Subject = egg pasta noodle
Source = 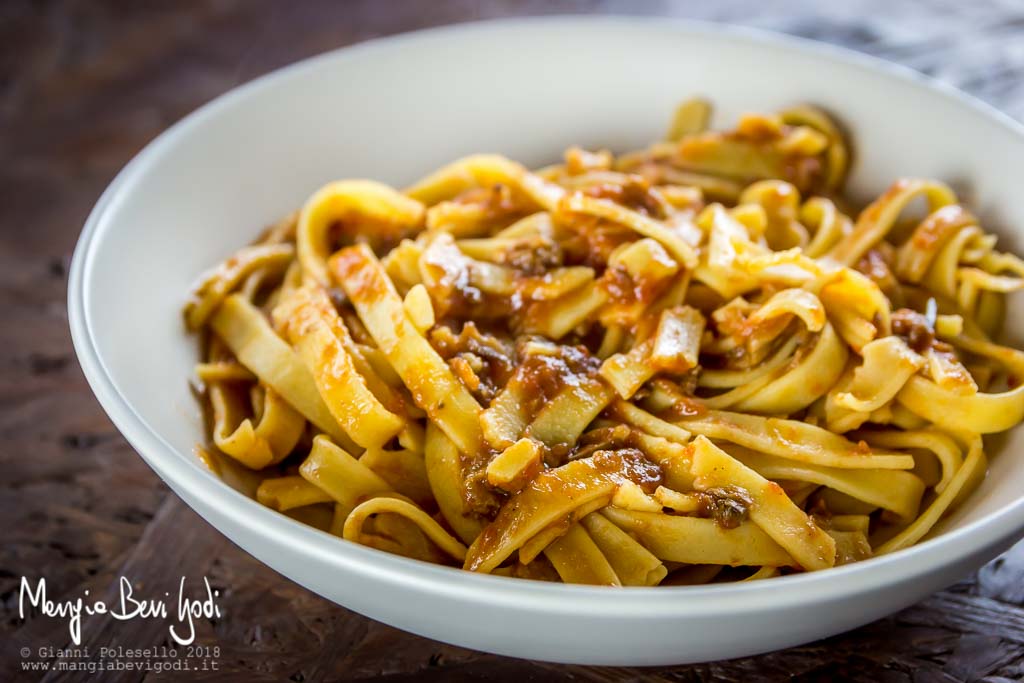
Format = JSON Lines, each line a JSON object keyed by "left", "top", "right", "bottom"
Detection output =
{"left": 185, "top": 99, "right": 1024, "bottom": 585}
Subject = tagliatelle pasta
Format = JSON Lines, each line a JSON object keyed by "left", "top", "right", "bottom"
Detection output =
{"left": 186, "top": 98, "right": 1024, "bottom": 585}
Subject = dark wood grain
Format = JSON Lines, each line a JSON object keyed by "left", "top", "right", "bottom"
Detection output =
{"left": 3, "top": 1, "right": 1024, "bottom": 680}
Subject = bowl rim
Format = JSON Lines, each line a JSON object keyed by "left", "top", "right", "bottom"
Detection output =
{"left": 68, "top": 14, "right": 1024, "bottom": 617}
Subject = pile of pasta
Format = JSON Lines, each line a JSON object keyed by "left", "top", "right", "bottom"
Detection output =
{"left": 185, "top": 99, "right": 1024, "bottom": 586}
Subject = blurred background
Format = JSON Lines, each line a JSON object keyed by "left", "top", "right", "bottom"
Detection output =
{"left": 3, "top": 2, "right": 1024, "bottom": 681}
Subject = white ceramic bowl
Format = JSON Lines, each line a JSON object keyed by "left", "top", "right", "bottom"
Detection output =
{"left": 69, "top": 16, "right": 1024, "bottom": 665}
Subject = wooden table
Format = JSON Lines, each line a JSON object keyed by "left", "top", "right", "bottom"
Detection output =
{"left": 3, "top": 1, "right": 1024, "bottom": 680}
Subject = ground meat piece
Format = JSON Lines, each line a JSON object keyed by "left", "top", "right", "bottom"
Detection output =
{"left": 454, "top": 183, "right": 526, "bottom": 220}
{"left": 569, "top": 425, "right": 633, "bottom": 462}
{"left": 556, "top": 214, "right": 634, "bottom": 271}
{"left": 856, "top": 248, "right": 889, "bottom": 281}
{"left": 696, "top": 486, "right": 754, "bottom": 529}
{"left": 462, "top": 467, "right": 505, "bottom": 518}
{"left": 891, "top": 308, "right": 935, "bottom": 353}
{"left": 592, "top": 447, "right": 664, "bottom": 492}
{"left": 515, "top": 339, "right": 601, "bottom": 417}
{"left": 500, "top": 237, "right": 563, "bottom": 274}
{"left": 581, "top": 177, "right": 663, "bottom": 217}
{"left": 430, "top": 322, "right": 516, "bottom": 402}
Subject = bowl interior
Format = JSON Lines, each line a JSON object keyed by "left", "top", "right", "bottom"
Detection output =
{"left": 79, "top": 17, "right": 1024, "bottom": 567}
